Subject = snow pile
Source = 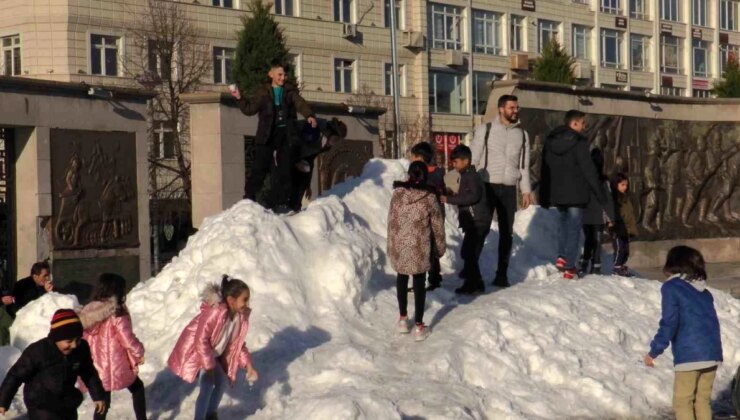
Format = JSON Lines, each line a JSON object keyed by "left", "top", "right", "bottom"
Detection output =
{"left": 3, "top": 159, "right": 740, "bottom": 419}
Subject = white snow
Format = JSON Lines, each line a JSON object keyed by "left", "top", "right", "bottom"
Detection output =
{"left": 2, "top": 159, "right": 740, "bottom": 419}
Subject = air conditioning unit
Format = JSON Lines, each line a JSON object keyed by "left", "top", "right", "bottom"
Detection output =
{"left": 342, "top": 23, "right": 357, "bottom": 38}
{"left": 510, "top": 53, "right": 529, "bottom": 70}
{"left": 573, "top": 61, "right": 592, "bottom": 79}
{"left": 444, "top": 50, "right": 464, "bottom": 66}
{"left": 402, "top": 30, "right": 425, "bottom": 49}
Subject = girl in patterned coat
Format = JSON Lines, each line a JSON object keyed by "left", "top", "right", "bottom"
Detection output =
{"left": 387, "top": 161, "right": 446, "bottom": 341}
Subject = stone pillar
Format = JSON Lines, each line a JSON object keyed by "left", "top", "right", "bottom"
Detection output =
{"left": 183, "top": 93, "right": 246, "bottom": 228}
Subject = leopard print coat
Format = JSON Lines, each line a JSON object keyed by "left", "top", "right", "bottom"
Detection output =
{"left": 387, "top": 185, "right": 446, "bottom": 275}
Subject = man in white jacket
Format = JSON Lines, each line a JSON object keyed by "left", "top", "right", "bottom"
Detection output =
{"left": 470, "top": 95, "right": 533, "bottom": 288}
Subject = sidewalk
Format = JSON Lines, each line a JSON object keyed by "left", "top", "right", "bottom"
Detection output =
{"left": 633, "top": 263, "right": 740, "bottom": 299}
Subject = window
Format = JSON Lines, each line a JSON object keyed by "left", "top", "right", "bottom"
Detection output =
{"left": 473, "top": 10, "right": 503, "bottom": 55}
{"left": 692, "top": 40, "right": 709, "bottom": 77}
{"left": 473, "top": 72, "right": 500, "bottom": 115}
{"left": 630, "top": 34, "right": 650, "bottom": 71}
{"left": 212, "top": 0, "right": 233, "bottom": 8}
{"left": 573, "top": 25, "right": 591, "bottom": 59}
{"left": 661, "top": 0, "right": 680, "bottom": 21}
{"left": 600, "top": 29, "right": 623, "bottom": 68}
{"left": 384, "top": 63, "right": 406, "bottom": 96}
{"left": 334, "top": 0, "right": 353, "bottom": 23}
{"left": 630, "top": 0, "right": 648, "bottom": 19}
{"left": 429, "top": 4, "right": 463, "bottom": 50}
{"left": 601, "top": 84, "right": 625, "bottom": 90}
{"left": 630, "top": 86, "right": 653, "bottom": 93}
{"left": 720, "top": 44, "right": 740, "bottom": 75}
{"left": 275, "top": 0, "right": 293, "bottom": 16}
{"left": 429, "top": 71, "right": 466, "bottom": 114}
{"left": 510, "top": 15, "right": 525, "bottom": 51}
{"left": 660, "top": 86, "right": 684, "bottom": 95}
{"left": 538, "top": 20, "right": 560, "bottom": 53}
{"left": 661, "top": 35, "right": 682, "bottom": 74}
{"left": 213, "top": 47, "right": 234, "bottom": 84}
{"left": 148, "top": 39, "right": 175, "bottom": 80}
{"left": 90, "top": 34, "right": 120, "bottom": 76}
{"left": 1, "top": 35, "right": 21, "bottom": 76}
{"left": 384, "top": 0, "right": 404, "bottom": 29}
{"left": 692, "top": 89, "right": 712, "bottom": 97}
{"left": 692, "top": 0, "right": 707, "bottom": 25}
{"left": 720, "top": 0, "right": 740, "bottom": 30}
{"left": 601, "top": 0, "right": 621, "bottom": 14}
{"left": 334, "top": 58, "right": 355, "bottom": 93}
{"left": 153, "top": 122, "right": 176, "bottom": 160}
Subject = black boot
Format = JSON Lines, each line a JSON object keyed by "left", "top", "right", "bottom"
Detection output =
{"left": 491, "top": 272, "right": 510, "bottom": 288}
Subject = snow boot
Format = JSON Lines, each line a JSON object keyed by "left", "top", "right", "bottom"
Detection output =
{"left": 613, "top": 265, "right": 632, "bottom": 277}
{"left": 455, "top": 281, "right": 484, "bottom": 295}
{"left": 555, "top": 256, "right": 567, "bottom": 272}
{"left": 590, "top": 264, "right": 602, "bottom": 275}
{"left": 491, "top": 273, "right": 510, "bottom": 288}
{"left": 397, "top": 316, "right": 410, "bottom": 334}
{"left": 563, "top": 268, "right": 576, "bottom": 280}
{"left": 205, "top": 413, "right": 218, "bottom": 420}
{"left": 414, "top": 323, "right": 430, "bottom": 342}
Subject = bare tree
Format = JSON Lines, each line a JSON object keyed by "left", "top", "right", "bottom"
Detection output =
{"left": 125, "top": 0, "right": 211, "bottom": 202}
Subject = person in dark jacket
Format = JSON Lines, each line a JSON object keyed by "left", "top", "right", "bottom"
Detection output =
{"left": 410, "top": 142, "right": 446, "bottom": 291}
{"left": 611, "top": 172, "right": 639, "bottom": 276}
{"left": 645, "top": 246, "right": 722, "bottom": 420}
{"left": 231, "top": 60, "right": 317, "bottom": 214}
{"left": 442, "top": 145, "right": 493, "bottom": 295}
{"left": 577, "top": 148, "right": 615, "bottom": 277}
{"left": 0, "top": 309, "right": 106, "bottom": 419}
{"left": 539, "top": 110, "right": 610, "bottom": 279}
{"left": 2, "top": 261, "right": 53, "bottom": 319}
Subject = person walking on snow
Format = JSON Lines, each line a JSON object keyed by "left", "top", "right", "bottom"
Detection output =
{"left": 470, "top": 95, "right": 533, "bottom": 288}
{"left": 610, "top": 172, "right": 638, "bottom": 277}
{"left": 577, "top": 148, "right": 615, "bottom": 277}
{"left": 539, "top": 110, "right": 611, "bottom": 279}
{"left": 387, "top": 161, "right": 446, "bottom": 342}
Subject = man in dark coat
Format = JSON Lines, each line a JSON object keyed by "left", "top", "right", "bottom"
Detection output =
{"left": 2, "top": 261, "right": 53, "bottom": 319}
{"left": 231, "top": 60, "right": 317, "bottom": 214}
{"left": 539, "top": 110, "right": 610, "bottom": 279}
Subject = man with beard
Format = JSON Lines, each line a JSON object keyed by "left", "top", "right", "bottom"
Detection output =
{"left": 470, "top": 95, "right": 533, "bottom": 288}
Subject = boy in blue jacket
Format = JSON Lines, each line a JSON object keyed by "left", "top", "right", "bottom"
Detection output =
{"left": 645, "top": 246, "right": 722, "bottom": 420}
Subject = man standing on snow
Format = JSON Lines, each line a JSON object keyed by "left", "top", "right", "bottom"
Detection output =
{"left": 470, "top": 95, "right": 533, "bottom": 288}
{"left": 231, "top": 60, "right": 317, "bottom": 214}
{"left": 539, "top": 110, "right": 610, "bottom": 279}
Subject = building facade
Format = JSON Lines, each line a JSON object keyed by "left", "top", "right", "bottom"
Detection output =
{"left": 0, "top": 0, "right": 737, "bottom": 159}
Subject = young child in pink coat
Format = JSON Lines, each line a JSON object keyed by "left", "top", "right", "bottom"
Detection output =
{"left": 168, "top": 275, "right": 258, "bottom": 420}
{"left": 79, "top": 273, "right": 146, "bottom": 420}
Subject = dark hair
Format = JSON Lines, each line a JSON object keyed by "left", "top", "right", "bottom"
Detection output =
{"left": 663, "top": 246, "right": 707, "bottom": 281}
{"left": 30, "top": 261, "right": 50, "bottom": 277}
{"left": 450, "top": 144, "right": 472, "bottom": 161}
{"left": 590, "top": 148, "right": 606, "bottom": 180}
{"left": 611, "top": 172, "right": 629, "bottom": 193}
{"left": 565, "top": 109, "right": 586, "bottom": 125}
{"left": 497, "top": 94, "right": 518, "bottom": 108}
{"left": 410, "top": 142, "right": 435, "bottom": 164}
{"left": 90, "top": 273, "right": 127, "bottom": 315}
{"left": 269, "top": 60, "right": 286, "bottom": 70}
{"left": 221, "top": 275, "right": 250, "bottom": 301}
{"left": 406, "top": 161, "right": 428, "bottom": 186}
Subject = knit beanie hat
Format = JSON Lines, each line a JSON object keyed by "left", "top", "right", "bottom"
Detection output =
{"left": 48, "top": 309, "right": 83, "bottom": 342}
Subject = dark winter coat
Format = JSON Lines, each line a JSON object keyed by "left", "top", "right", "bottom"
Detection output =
{"left": 236, "top": 82, "right": 314, "bottom": 146}
{"left": 387, "top": 184, "right": 446, "bottom": 275}
{"left": 583, "top": 179, "right": 616, "bottom": 225}
{"left": 613, "top": 192, "right": 638, "bottom": 238}
{"left": 539, "top": 126, "right": 608, "bottom": 208}
{"left": 649, "top": 277, "right": 723, "bottom": 365}
{"left": 427, "top": 166, "right": 446, "bottom": 196}
{"left": 0, "top": 337, "right": 105, "bottom": 413}
{"left": 5, "top": 276, "right": 47, "bottom": 318}
{"left": 446, "top": 166, "right": 493, "bottom": 230}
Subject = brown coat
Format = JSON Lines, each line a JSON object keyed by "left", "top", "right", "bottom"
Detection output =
{"left": 616, "top": 194, "right": 639, "bottom": 237}
{"left": 387, "top": 185, "right": 446, "bottom": 275}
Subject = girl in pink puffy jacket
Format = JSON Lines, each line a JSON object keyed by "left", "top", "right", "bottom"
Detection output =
{"left": 167, "top": 275, "right": 258, "bottom": 420}
{"left": 78, "top": 273, "right": 146, "bottom": 420}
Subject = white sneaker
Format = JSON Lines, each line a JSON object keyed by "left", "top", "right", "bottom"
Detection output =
{"left": 414, "top": 323, "right": 430, "bottom": 341}
{"left": 397, "top": 317, "right": 410, "bottom": 334}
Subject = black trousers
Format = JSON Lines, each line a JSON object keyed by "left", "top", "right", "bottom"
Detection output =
{"left": 244, "top": 127, "right": 292, "bottom": 208}
{"left": 581, "top": 224, "right": 604, "bottom": 269}
{"left": 460, "top": 225, "right": 490, "bottom": 286}
{"left": 396, "top": 273, "right": 426, "bottom": 324}
{"left": 289, "top": 161, "right": 314, "bottom": 212}
{"left": 484, "top": 183, "right": 517, "bottom": 278}
{"left": 428, "top": 235, "right": 442, "bottom": 286}
{"left": 28, "top": 408, "right": 77, "bottom": 420}
{"left": 94, "top": 377, "right": 147, "bottom": 420}
{"left": 613, "top": 235, "right": 630, "bottom": 267}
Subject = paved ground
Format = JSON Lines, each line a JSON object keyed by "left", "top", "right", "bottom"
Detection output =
{"left": 633, "top": 263, "right": 740, "bottom": 299}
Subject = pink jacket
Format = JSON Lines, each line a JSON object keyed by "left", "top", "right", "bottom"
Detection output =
{"left": 78, "top": 297, "right": 145, "bottom": 392}
{"left": 167, "top": 284, "right": 253, "bottom": 385}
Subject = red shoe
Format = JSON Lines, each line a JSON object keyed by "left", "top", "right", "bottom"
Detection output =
{"left": 563, "top": 268, "right": 576, "bottom": 280}
{"left": 555, "top": 257, "right": 567, "bottom": 272}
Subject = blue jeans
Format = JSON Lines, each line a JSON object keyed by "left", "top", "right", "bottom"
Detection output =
{"left": 557, "top": 206, "right": 584, "bottom": 267}
{"left": 194, "top": 365, "right": 227, "bottom": 419}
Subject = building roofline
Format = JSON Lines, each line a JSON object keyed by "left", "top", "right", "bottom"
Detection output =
{"left": 0, "top": 76, "right": 157, "bottom": 101}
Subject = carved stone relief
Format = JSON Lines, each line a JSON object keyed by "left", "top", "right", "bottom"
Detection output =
{"left": 317, "top": 140, "right": 374, "bottom": 194}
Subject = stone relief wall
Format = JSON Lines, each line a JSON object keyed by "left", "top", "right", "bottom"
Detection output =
{"left": 51, "top": 129, "right": 139, "bottom": 250}
{"left": 522, "top": 110, "right": 740, "bottom": 240}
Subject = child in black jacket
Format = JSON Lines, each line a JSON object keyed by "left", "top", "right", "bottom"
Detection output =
{"left": 0, "top": 309, "right": 106, "bottom": 419}
{"left": 442, "top": 145, "right": 493, "bottom": 295}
